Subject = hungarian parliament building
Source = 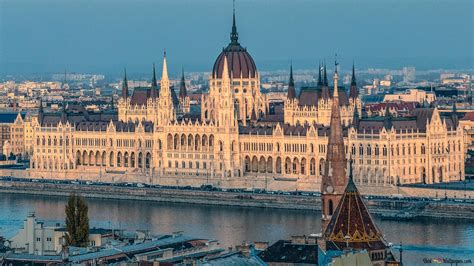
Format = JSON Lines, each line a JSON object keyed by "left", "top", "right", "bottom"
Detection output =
{"left": 16, "top": 12, "right": 464, "bottom": 190}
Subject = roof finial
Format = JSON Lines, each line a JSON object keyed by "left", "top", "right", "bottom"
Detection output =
{"left": 230, "top": 0, "right": 239, "bottom": 44}
{"left": 334, "top": 53, "right": 339, "bottom": 74}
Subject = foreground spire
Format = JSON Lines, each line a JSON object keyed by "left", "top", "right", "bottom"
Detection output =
{"left": 321, "top": 58, "right": 347, "bottom": 232}
{"left": 324, "top": 159, "right": 389, "bottom": 252}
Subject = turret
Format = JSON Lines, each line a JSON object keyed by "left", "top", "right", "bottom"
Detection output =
{"left": 287, "top": 64, "right": 296, "bottom": 99}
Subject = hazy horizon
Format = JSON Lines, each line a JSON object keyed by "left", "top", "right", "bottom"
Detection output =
{"left": 0, "top": 0, "right": 472, "bottom": 77}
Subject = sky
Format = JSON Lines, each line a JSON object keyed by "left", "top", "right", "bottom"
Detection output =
{"left": 0, "top": 0, "right": 472, "bottom": 77}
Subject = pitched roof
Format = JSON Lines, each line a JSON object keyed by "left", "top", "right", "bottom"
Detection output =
{"left": 297, "top": 87, "right": 350, "bottom": 107}
{"left": 130, "top": 87, "right": 151, "bottom": 106}
{"left": 324, "top": 176, "right": 388, "bottom": 251}
{"left": 258, "top": 240, "right": 318, "bottom": 264}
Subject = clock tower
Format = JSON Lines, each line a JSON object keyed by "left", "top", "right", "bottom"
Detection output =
{"left": 321, "top": 61, "right": 348, "bottom": 232}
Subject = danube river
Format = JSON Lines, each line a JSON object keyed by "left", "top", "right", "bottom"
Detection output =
{"left": 1, "top": 193, "right": 473, "bottom": 264}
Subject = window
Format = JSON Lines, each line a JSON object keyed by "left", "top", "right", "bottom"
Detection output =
{"left": 36, "top": 237, "right": 41, "bottom": 242}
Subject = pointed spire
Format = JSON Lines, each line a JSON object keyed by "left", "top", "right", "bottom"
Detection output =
{"left": 179, "top": 67, "right": 187, "bottom": 99}
{"left": 351, "top": 62, "right": 356, "bottom": 86}
{"left": 230, "top": 0, "right": 239, "bottom": 44}
{"left": 323, "top": 62, "right": 328, "bottom": 86}
{"left": 317, "top": 62, "right": 322, "bottom": 86}
{"left": 150, "top": 63, "right": 158, "bottom": 99}
{"left": 287, "top": 64, "right": 296, "bottom": 99}
{"left": 349, "top": 62, "right": 359, "bottom": 99}
{"left": 322, "top": 58, "right": 347, "bottom": 192}
{"left": 121, "top": 68, "right": 129, "bottom": 99}
{"left": 162, "top": 49, "right": 169, "bottom": 81}
{"left": 222, "top": 54, "right": 230, "bottom": 82}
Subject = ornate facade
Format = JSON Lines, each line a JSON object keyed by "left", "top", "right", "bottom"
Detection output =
{"left": 19, "top": 11, "right": 464, "bottom": 189}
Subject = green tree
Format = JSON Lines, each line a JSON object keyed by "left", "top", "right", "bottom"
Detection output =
{"left": 65, "top": 193, "right": 89, "bottom": 247}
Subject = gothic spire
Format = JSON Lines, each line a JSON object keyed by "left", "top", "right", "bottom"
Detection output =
{"left": 162, "top": 50, "right": 169, "bottom": 81}
{"left": 349, "top": 62, "right": 359, "bottom": 99}
{"left": 323, "top": 62, "right": 328, "bottom": 86}
{"left": 351, "top": 63, "right": 356, "bottom": 86}
{"left": 230, "top": 0, "right": 239, "bottom": 45}
{"left": 179, "top": 67, "right": 187, "bottom": 99}
{"left": 317, "top": 62, "right": 322, "bottom": 86}
{"left": 121, "top": 68, "right": 129, "bottom": 99}
{"left": 322, "top": 61, "right": 347, "bottom": 193}
{"left": 150, "top": 63, "right": 158, "bottom": 99}
{"left": 287, "top": 64, "right": 296, "bottom": 99}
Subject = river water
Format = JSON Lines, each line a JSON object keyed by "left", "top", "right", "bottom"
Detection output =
{"left": 1, "top": 193, "right": 473, "bottom": 265}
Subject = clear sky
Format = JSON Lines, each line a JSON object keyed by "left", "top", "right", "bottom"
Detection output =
{"left": 0, "top": 0, "right": 472, "bottom": 77}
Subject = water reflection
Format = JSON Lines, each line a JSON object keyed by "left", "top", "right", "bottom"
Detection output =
{"left": 1, "top": 193, "right": 473, "bottom": 264}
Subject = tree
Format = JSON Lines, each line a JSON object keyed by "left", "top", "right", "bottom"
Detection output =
{"left": 65, "top": 193, "right": 89, "bottom": 247}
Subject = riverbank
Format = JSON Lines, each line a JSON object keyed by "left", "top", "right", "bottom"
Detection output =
{"left": 2, "top": 180, "right": 474, "bottom": 220}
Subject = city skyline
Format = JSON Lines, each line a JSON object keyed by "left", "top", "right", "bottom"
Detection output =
{"left": 0, "top": 0, "right": 472, "bottom": 76}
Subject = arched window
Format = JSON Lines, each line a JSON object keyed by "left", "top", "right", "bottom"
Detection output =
{"left": 359, "top": 144, "right": 364, "bottom": 156}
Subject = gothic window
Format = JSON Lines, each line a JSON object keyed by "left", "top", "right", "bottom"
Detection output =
{"left": 367, "top": 145, "right": 372, "bottom": 156}
{"left": 383, "top": 145, "right": 387, "bottom": 156}
{"left": 310, "top": 158, "right": 316, "bottom": 175}
{"left": 359, "top": 144, "right": 363, "bottom": 156}
{"left": 276, "top": 157, "right": 282, "bottom": 174}
{"left": 375, "top": 145, "right": 379, "bottom": 156}
{"left": 351, "top": 144, "right": 356, "bottom": 156}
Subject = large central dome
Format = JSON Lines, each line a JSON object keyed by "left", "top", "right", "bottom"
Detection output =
{"left": 212, "top": 12, "right": 257, "bottom": 79}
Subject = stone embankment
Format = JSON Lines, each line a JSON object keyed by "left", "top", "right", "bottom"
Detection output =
{"left": 1, "top": 180, "right": 474, "bottom": 220}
